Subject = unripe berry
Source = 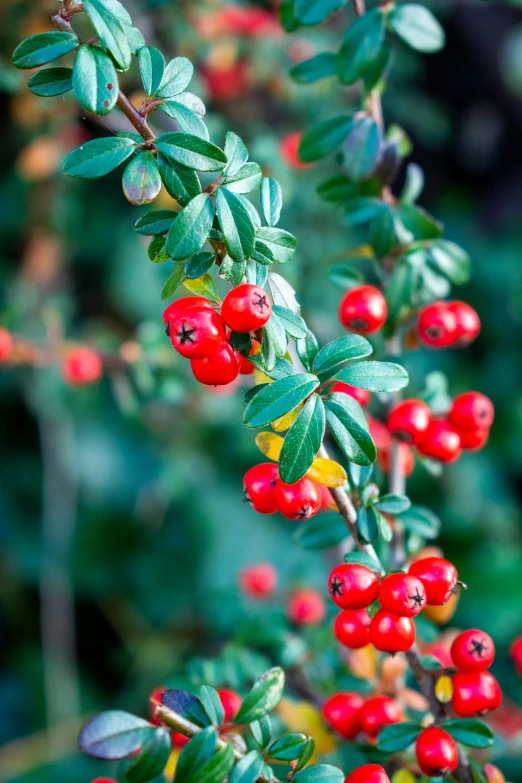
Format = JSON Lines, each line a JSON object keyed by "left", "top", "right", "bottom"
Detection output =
{"left": 377, "top": 573, "right": 426, "bottom": 617}
{"left": 63, "top": 347, "right": 103, "bottom": 386}
{"left": 169, "top": 307, "right": 226, "bottom": 359}
{"left": 288, "top": 588, "right": 326, "bottom": 625}
{"left": 334, "top": 608, "right": 371, "bottom": 648}
{"left": 415, "top": 727, "right": 458, "bottom": 777}
{"left": 377, "top": 444, "right": 415, "bottom": 477}
{"left": 221, "top": 284, "right": 272, "bottom": 332}
{"left": 417, "top": 420, "right": 461, "bottom": 463}
{"left": 163, "top": 296, "right": 213, "bottom": 330}
{"left": 418, "top": 302, "right": 458, "bottom": 348}
{"left": 451, "top": 671, "right": 502, "bottom": 717}
{"left": 386, "top": 400, "right": 432, "bottom": 445}
{"left": 331, "top": 381, "right": 371, "bottom": 407}
{"left": 358, "top": 696, "right": 402, "bottom": 738}
{"left": 450, "top": 629, "right": 495, "bottom": 672}
{"left": 190, "top": 341, "right": 241, "bottom": 385}
{"left": 369, "top": 609, "right": 415, "bottom": 653}
{"left": 339, "top": 285, "right": 387, "bottom": 335}
{"left": 322, "top": 692, "right": 364, "bottom": 739}
{"left": 0, "top": 328, "right": 13, "bottom": 362}
{"left": 328, "top": 563, "right": 379, "bottom": 610}
{"left": 217, "top": 688, "right": 242, "bottom": 722}
{"left": 510, "top": 635, "right": 522, "bottom": 676}
{"left": 275, "top": 477, "right": 321, "bottom": 520}
{"left": 244, "top": 463, "right": 279, "bottom": 514}
{"left": 408, "top": 557, "right": 458, "bottom": 605}
{"left": 448, "top": 392, "right": 494, "bottom": 431}
{"left": 448, "top": 301, "right": 481, "bottom": 346}
{"left": 239, "top": 562, "right": 277, "bottom": 598}
{"left": 345, "top": 765, "right": 390, "bottom": 783}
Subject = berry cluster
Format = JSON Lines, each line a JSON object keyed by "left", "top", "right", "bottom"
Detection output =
{"left": 329, "top": 557, "right": 458, "bottom": 654}
{"left": 323, "top": 692, "right": 401, "bottom": 740}
{"left": 238, "top": 562, "right": 327, "bottom": 624}
{"left": 243, "top": 462, "right": 326, "bottom": 520}
{"left": 418, "top": 301, "right": 480, "bottom": 349}
{"left": 450, "top": 629, "right": 502, "bottom": 717}
{"left": 163, "top": 286, "right": 271, "bottom": 386}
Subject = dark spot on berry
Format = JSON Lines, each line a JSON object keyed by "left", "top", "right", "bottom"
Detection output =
{"left": 177, "top": 323, "right": 197, "bottom": 345}
{"left": 329, "top": 576, "right": 344, "bottom": 597}
{"left": 165, "top": 323, "right": 171, "bottom": 337}
{"left": 270, "top": 479, "right": 277, "bottom": 487}
{"left": 426, "top": 325, "right": 443, "bottom": 338}
{"left": 469, "top": 638, "right": 487, "bottom": 658}
{"left": 350, "top": 318, "right": 369, "bottom": 331}
{"left": 477, "top": 407, "right": 488, "bottom": 420}
{"left": 295, "top": 504, "right": 312, "bottom": 519}
{"left": 408, "top": 588, "right": 425, "bottom": 608}
{"left": 396, "top": 431, "right": 413, "bottom": 443}
{"left": 243, "top": 487, "right": 252, "bottom": 506}
{"left": 253, "top": 293, "right": 269, "bottom": 312}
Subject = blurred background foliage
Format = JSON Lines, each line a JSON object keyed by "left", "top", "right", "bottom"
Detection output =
{"left": 1, "top": 0, "right": 522, "bottom": 781}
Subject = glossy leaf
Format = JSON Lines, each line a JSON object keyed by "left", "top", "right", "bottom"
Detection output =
{"left": 295, "top": 738, "right": 316, "bottom": 772}
{"left": 148, "top": 235, "right": 169, "bottom": 263}
{"left": 234, "top": 668, "right": 285, "bottom": 723}
{"left": 157, "top": 154, "right": 201, "bottom": 207}
{"left": 306, "top": 457, "right": 347, "bottom": 488}
{"left": 296, "top": 330, "right": 319, "bottom": 372}
{"left": 219, "top": 255, "right": 246, "bottom": 287}
{"left": 272, "top": 306, "right": 307, "bottom": 339}
{"left": 229, "top": 751, "right": 264, "bottom": 783}
{"left": 279, "top": 395, "right": 325, "bottom": 483}
{"left": 123, "top": 152, "right": 161, "bottom": 205}
{"left": 290, "top": 53, "right": 336, "bottom": 84}
{"left": 269, "top": 733, "right": 308, "bottom": 761}
{"left": 335, "top": 361, "right": 409, "bottom": 392}
{"left": 324, "top": 393, "right": 376, "bottom": 465}
{"left": 157, "top": 57, "right": 194, "bottom": 98}
{"left": 185, "top": 741, "right": 235, "bottom": 783}
{"left": 250, "top": 716, "right": 272, "bottom": 750}
{"left": 223, "top": 132, "right": 249, "bottom": 177}
{"left": 63, "top": 137, "right": 136, "bottom": 179}
{"left": 199, "top": 685, "right": 225, "bottom": 726}
{"left": 166, "top": 194, "right": 215, "bottom": 261}
{"left": 223, "top": 163, "right": 262, "bottom": 194}
{"left": 138, "top": 46, "right": 165, "bottom": 96}
{"left": 328, "top": 264, "right": 364, "bottom": 290}
{"left": 125, "top": 727, "right": 171, "bottom": 783}
{"left": 249, "top": 355, "right": 296, "bottom": 382}
{"left": 185, "top": 251, "right": 215, "bottom": 279}
{"left": 79, "top": 711, "right": 154, "bottom": 760}
{"left": 294, "top": 0, "right": 345, "bottom": 27}
{"left": 390, "top": 4, "right": 445, "bottom": 53}
{"left": 244, "top": 374, "right": 319, "bottom": 428}
{"left": 176, "top": 727, "right": 218, "bottom": 783}
{"left": 73, "top": 45, "right": 118, "bottom": 115}
{"left": 444, "top": 719, "right": 494, "bottom": 749}
{"left": 357, "top": 505, "right": 379, "bottom": 542}
{"left": 161, "top": 264, "right": 187, "bottom": 299}
{"left": 375, "top": 494, "right": 411, "bottom": 513}
{"left": 293, "top": 764, "right": 344, "bottom": 783}
{"left": 28, "top": 66, "right": 73, "bottom": 97}
{"left": 342, "top": 116, "right": 383, "bottom": 181}
{"left": 256, "top": 228, "right": 297, "bottom": 264}
{"left": 427, "top": 240, "right": 471, "bottom": 285}
{"left": 401, "top": 162, "right": 424, "bottom": 204}
{"left": 83, "top": 0, "right": 131, "bottom": 70}
{"left": 155, "top": 133, "right": 227, "bottom": 172}
{"left": 184, "top": 273, "right": 220, "bottom": 304}
{"left": 216, "top": 188, "right": 255, "bottom": 261}
{"left": 344, "top": 550, "right": 382, "bottom": 572}
{"left": 337, "top": 10, "right": 384, "bottom": 85}
{"left": 161, "top": 100, "right": 209, "bottom": 140}
{"left": 313, "top": 335, "right": 372, "bottom": 380}
{"left": 13, "top": 32, "right": 78, "bottom": 69}
{"left": 260, "top": 178, "right": 283, "bottom": 227}
{"left": 161, "top": 689, "right": 210, "bottom": 727}
{"left": 397, "top": 505, "right": 441, "bottom": 539}
{"left": 377, "top": 722, "right": 422, "bottom": 752}
{"left": 135, "top": 210, "right": 178, "bottom": 236}
{"left": 299, "top": 116, "right": 353, "bottom": 162}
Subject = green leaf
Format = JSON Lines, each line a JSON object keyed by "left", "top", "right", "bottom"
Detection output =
{"left": 444, "top": 720, "right": 493, "bottom": 749}
{"left": 336, "top": 361, "right": 409, "bottom": 392}
{"left": 28, "top": 66, "right": 73, "bottom": 97}
{"left": 124, "top": 24, "right": 146, "bottom": 55}
{"left": 313, "top": 335, "right": 372, "bottom": 381}
{"left": 176, "top": 727, "right": 217, "bottom": 783}
{"left": 123, "top": 152, "right": 161, "bottom": 205}
{"left": 184, "top": 273, "right": 220, "bottom": 304}
{"left": 185, "top": 251, "right": 215, "bottom": 279}
{"left": 79, "top": 711, "right": 154, "bottom": 760}
{"left": 246, "top": 260, "right": 268, "bottom": 288}
{"left": 157, "top": 154, "right": 201, "bottom": 207}
{"left": 155, "top": 133, "right": 227, "bottom": 172}
{"left": 161, "top": 263, "right": 186, "bottom": 299}
{"left": 397, "top": 204, "right": 443, "bottom": 241}
{"left": 135, "top": 210, "right": 178, "bottom": 236}
{"left": 166, "top": 194, "right": 215, "bottom": 261}
{"left": 337, "top": 10, "right": 384, "bottom": 85}
{"left": 295, "top": 738, "right": 316, "bottom": 772}
{"left": 342, "top": 116, "right": 382, "bottom": 181}
{"left": 401, "top": 162, "right": 424, "bottom": 204}
{"left": 269, "top": 733, "right": 308, "bottom": 761}
{"left": 375, "top": 494, "right": 411, "bottom": 514}
{"left": 345, "top": 197, "right": 384, "bottom": 226}
{"left": 294, "top": 0, "right": 346, "bottom": 27}
{"left": 148, "top": 235, "right": 169, "bottom": 263}
{"left": 324, "top": 393, "right": 376, "bottom": 466}
{"left": 272, "top": 306, "right": 307, "bottom": 339}
{"left": 244, "top": 374, "right": 319, "bottom": 428}
{"left": 125, "top": 728, "right": 171, "bottom": 783}
{"left": 161, "top": 100, "right": 209, "bottom": 140}
{"left": 74, "top": 45, "right": 118, "bottom": 116}
{"left": 219, "top": 255, "right": 246, "bottom": 287}
{"left": 385, "top": 260, "right": 415, "bottom": 323}
{"left": 13, "top": 32, "right": 78, "bottom": 69}
{"left": 328, "top": 264, "right": 364, "bottom": 290}
{"left": 260, "top": 178, "right": 283, "bottom": 227}
{"left": 356, "top": 505, "right": 378, "bottom": 542}
{"left": 299, "top": 116, "right": 353, "bottom": 163}
{"left": 389, "top": 4, "right": 445, "bottom": 53}
{"left": 250, "top": 716, "right": 272, "bottom": 750}
{"left": 264, "top": 315, "right": 288, "bottom": 359}
{"left": 229, "top": 751, "right": 264, "bottom": 783}
{"left": 223, "top": 132, "right": 249, "bottom": 177}
{"left": 279, "top": 395, "right": 325, "bottom": 483}
{"left": 199, "top": 685, "right": 225, "bottom": 726}
{"left": 397, "top": 504, "right": 441, "bottom": 539}
{"left": 376, "top": 509, "right": 393, "bottom": 542}
{"left": 223, "top": 163, "right": 262, "bottom": 194}
{"left": 161, "top": 690, "right": 210, "bottom": 727}
{"left": 249, "top": 355, "right": 297, "bottom": 381}
{"left": 426, "top": 240, "right": 471, "bottom": 286}
{"left": 296, "top": 330, "right": 319, "bottom": 372}
{"left": 293, "top": 764, "right": 344, "bottom": 783}
{"left": 317, "top": 176, "right": 359, "bottom": 203}
{"left": 294, "top": 513, "right": 347, "bottom": 550}
{"left": 83, "top": 0, "right": 131, "bottom": 70}
{"left": 344, "top": 550, "right": 381, "bottom": 572}
{"left": 290, "top": 52, "right": 337, "bottom": 84}
{"left": 157, "top": 57, "right": 194, "bottom": 98}
{"left": 185, "top": 741, "right": 235, "bottom": 783}
{"left": 216, "top": 188, "right": 255, "bottom": 262}
{"left": 255, "top": 228, "right": 297, "bottom": 264}
{"left": 377, "top": 722, "right": 422, "bottom": 752}
{"left": 363, "top": 40, "right": 391, "bottom": 92}
{"left": 138, "top": 46, "right": 165, "bottom": 96}
{"left": 234, "top": 668, "right": 285, "bottom": 724}
{"left": 63, "top": 137, "right": 136, "bottom": 179}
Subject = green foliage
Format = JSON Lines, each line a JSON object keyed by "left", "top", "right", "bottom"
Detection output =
{"left": 12, "top": 31, "right": 78, "bottom": 69}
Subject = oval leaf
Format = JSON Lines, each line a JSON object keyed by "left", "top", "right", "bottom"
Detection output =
{"left": 234, "top": 668, "right": 285, "bottom": 724}
{"left": 13, "top": 31, "right": 78, "bottom": 69}
{"left": 244, "top": 374, "right": 320, "bottom": 429}
{"left": 73, "top": 45, "right": 118, "bottom": 115}
{"left": 64, "top": 137, "right": 136, "bottom": 179}
{"left": 336, "top": 361, "right": 409, "bottom": 392}
{"left": 166, "top": 194, "right": 215, "bottom": 261}
{"left": 79, "top": 710, "right": 153, "bottom": 760}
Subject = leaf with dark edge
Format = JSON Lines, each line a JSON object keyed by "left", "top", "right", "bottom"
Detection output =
{"left": 290, "top": 53, "right": 336, "bottom": 84}
{"left": 122, "top": 152, "right": 161, "bottom": 206}
{"left": 444, "top": 719, "right": 493, "bottom": 748}
{"left": 199, "top": 685, "right": 225, "bottom": 726}
{"left": 268, "top": 733, "right": 308, "bottom": 761}
{"left": 160, "top": 689, "right": 210, "bottom": 727}
{"left": 342, "top": 116, "right": 383, "bottom": 182}
{"left": 377, "top": 722, "right": 422, "bottom": 752}
{"left": 337, "top": 9, "right": 384, "bottom": 85}
{"left": 157, "top": 154, "right": 201, "bottom": 207}
{"left": 185, "top": 251, "right": 215, "bottom": 279}
{"left": 185, "top": 741, "right": 235, "bottom": 783}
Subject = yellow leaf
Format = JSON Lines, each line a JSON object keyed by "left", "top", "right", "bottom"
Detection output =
{"left": 423, "top": 592, "right": 458, "bottom": 625}
{"left": 184, "top": 274, "right": 220, "bottom": 303}
{"left": 164, "top": 748, "right": 181, "bottom": 781}
{"left": 435, "top": 674, "right": 453, "bottom": 703}
{"left": 348, "top": 644, "right": 377, "bottom": 680}
{"left": 307, "top": 457, "right": 347, "bottom": 488}
{"left": 392, "top": 770, "right": 416, "bottom": 783}
{"left": 272, "top": 406, "right": 301, "bottom": 432}
{"left": 253, "top": 368, "right": 272, "bottom": 385}
{"left": 255, "top": 432, "right": 284, "bottom": 461}
{"left": 276, "top": 698, "right": 336, "bottom": 756}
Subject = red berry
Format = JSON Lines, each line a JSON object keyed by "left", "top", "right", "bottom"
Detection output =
{"left": 172, "top": 732, "right": 190, "bottom": 747}
{"left": 339, "top": 285, "right": 387, "bottom": 335}
{"left": 322, "top": 692, "right": 364, "bottom": 739}
{"left": 0, "top": 328, "right": 13, "bottom": 362}
{"left": 448, "top": 392, "right": 494, "bottom": 431}
{"left": 328, "top": 563, "right": 379, "bottom": 610}
{"left": 217, "top": 688, "right": 242, "bottom": 722}
{"left": 415, "top": 727, "right": 458, "bottom": 777}
{"left": 408, "top": 557, "right": 458, "bottom": 606}
{"left": 378, "top": 573, "right": 426, "bottom": 617}
{"left": 91, "top": 778, "right": 119, "bottom": 783}
{"left": 288, "top": 588, "right": 326, "bottom": 625}
{"left": 451, "top": 671, "right": 502, "bottom": 717}
{"left": 221, "top": 284, "right": 272, "bottom": 332}
{"left": 280, "top": 132, "right": 312, "bottom": 170}
{"left": 417, "top": 419, "right": 461, "bottom": 463}
{"left": 367, "top": 414, "right": 392, "bottom": 450}
{"left": 377, "top": 444, "right": 415, "bottom": 477}
{"left": 169, "top": 306, "right": 226, "bottom": 359}
{"left": 63, "top": 347, "right": 103, "bottom": 386}
{"left": 190, "top": 341, "right": 241, "bottom": 385}
{"left": 275, "top": 477, "right": 321, "bottom": 520}
{"left": 386, "top": 399, "right": 432, "bottom": 446}
{"left": 369, "top": 609, "right": 415, "bottom": 653}
{"left": 319, "top": 484, "right": 335, "bottom": 510}
{"left": 450, "top": 629, "right": 495, "bottom": 672}
{"left": 334, "top": 609, "right": 371, "bottom": 649}
{"left": 510, "top": 636, "right": 522, "bottom": 676}
{"left": 239, "top": 562, "right": 277, "bottom": 598}
{"left": 418, "top": 302, "right": 458, "bottom": 348}
{"left": 345, "top": 765, "right": 390, "bottom": 783}
{"left": 163, "top": 296, "right": 213, "bottom": 328}
{"left": 244, "top": 463, "right": 279, "bottom": 514}
{"left": 331, "top": 382, "right": 371, "bottom": 407}
{"left": 448, "top": 301, "right": 481, "bottom": 346}
{"left": 459, "top": 427, "right": 489, "bottom": 451}
{"left": 359, "top": 696, "right": 402, "bottom": 738}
